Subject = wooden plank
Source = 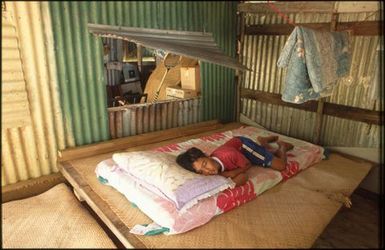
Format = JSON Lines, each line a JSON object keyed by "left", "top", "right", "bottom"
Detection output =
{"left": 328, "top": 150, "right": 378, "bottom": 166}
{"left": 58, "top": 120, "right": 222, "bottom": 162}
{"left": 1, "top": 172, "right": 65, "bottom": 203}
{"left": 336, "top": 2, "right": 379, "bottom": 13}
{"left": 336, "top": 21, "right": 381, "bottom": 36}
{"left": 238, "top": 2, "right": 380, "bottom": 14}
{"left": 235, "top": 11, "right": 245, "bottom": 122}
{"left": 240, "top": 88, "right": 382, "bottom": 125}
{"left": 245, "top": 21, "right": 381, "bottom": 36}
{"left": 240, "top": 88, "right": 318, "bottom": 112}
{"left": 323, "top": 102, "right": 382, "bottom": 125}
{"left": 238, "top": 2, "right": 335, "bottom": 13}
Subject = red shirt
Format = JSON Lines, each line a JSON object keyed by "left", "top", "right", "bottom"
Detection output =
{"left": 210, "top": 137, "right": 250, "bottom": 171}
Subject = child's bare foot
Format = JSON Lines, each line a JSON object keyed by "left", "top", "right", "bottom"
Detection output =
{"left": 277, "top": 140, "right": 294, "bottom": 151}
{"left": 257, "top": 135, "right": 279, "bottom": 145}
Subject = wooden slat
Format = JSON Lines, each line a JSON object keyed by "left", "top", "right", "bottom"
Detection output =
{"left": 240, "top": 88, "right": 382, "bottom": 125}
{"left": 336, "top": 2, "right": 379, "bottom": 13}
{"left": 328, "top": 150, "right": 379, "bottom": 166}
{"left": 1, "top": 172, "right": 66, "bottom": 203}
{"left": 245, "top": 21, "right": 381, "bottom": 36}
{"left": 238, "top": 2, "right": 380, "bottom": 14}
{"left": 58, "top": 120, "right": 223, "bottom": 162}
{"left": 236, "top": 11, "right": 245, "bottom": 122}
{"left": 238, "top": 2, "right": 335, "bottom": 13}
{"left": 241, "top": 88, "right": 318, "bottom": 112}
{"left": 323, "top": 102, "right": 382, "bottom": 125}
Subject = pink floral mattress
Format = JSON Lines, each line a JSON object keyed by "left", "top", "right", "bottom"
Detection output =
{"left": 96, "top": 125, "right": 324, "bottom": 234}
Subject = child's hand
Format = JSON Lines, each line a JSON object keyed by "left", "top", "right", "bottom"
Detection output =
{"left": 231, "top": 173, "right": 249, "bottom": 187}
{"left": 220, "top": 165, "right": 250, "bottom": 179}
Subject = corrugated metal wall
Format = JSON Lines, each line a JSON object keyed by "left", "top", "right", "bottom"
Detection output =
{"left": 240, "top": 11, "right": 381, "bottom": 147}
{"left": 1, "top": 2, "right": 66, "bottom": 186}
{"left": 49, "top": 1, "right": 238, "bottom": 146}
{"left": 108, "top": 98, "right": 202, "bottom": 138}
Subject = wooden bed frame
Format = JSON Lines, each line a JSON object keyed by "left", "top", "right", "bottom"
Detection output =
{"left": 58, "top": 120, "right": 373, "bottom": 248}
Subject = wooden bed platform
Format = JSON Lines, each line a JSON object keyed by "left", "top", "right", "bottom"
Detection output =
{"left": 58, "top": 121, "right": 373, "bottom": 248}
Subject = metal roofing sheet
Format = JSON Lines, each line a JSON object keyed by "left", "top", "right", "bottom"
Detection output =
{"left": 87, "top": 23, "right": 248, "bottom": 71}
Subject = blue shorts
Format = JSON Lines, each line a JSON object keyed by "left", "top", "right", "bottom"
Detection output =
{"left": 237, "top": 136, "right": 273, "bottom": 168}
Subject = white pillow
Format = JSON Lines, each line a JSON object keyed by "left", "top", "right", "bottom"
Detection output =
{"left": 112, "top": 151, "right": 235, "bottom": 213}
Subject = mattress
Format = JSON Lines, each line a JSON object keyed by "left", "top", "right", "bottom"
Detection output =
{"left": 59, "top": 122, "right": 372, "bottom": 248}
{"left": 95, "top": 125, "right": 325, "bottom": 235}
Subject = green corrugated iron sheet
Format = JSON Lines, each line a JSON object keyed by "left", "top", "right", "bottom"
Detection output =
{"left": 49, "top": 1, "right": 237, "bottom": 146}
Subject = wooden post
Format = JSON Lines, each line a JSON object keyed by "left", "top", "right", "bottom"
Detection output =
{"left": 313, "top": 11, "right": 338, "bottom": 145}
{"left": 235, "top": 11, "right": 245, "bottom": 122}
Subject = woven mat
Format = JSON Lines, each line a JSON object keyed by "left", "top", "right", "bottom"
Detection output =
{"left": 2, "top": 183, "right": 116, "bottom": 248}
{"left": 69, "top": 152, "right": 371, "bottom": 248}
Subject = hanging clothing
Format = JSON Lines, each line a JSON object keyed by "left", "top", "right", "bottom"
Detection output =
{"left": 277, "top": 26, "right": 351, "bottom": 104}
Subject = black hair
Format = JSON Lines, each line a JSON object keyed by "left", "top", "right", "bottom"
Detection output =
{"left": 176, "top": 147, "right": 206, "bottom": 173}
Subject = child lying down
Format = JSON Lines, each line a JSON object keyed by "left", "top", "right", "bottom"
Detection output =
{"left": 176, "top": 135, "right": 294, "bottom": 186}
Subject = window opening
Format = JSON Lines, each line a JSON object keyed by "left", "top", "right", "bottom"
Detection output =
{"left": 104, "top": 38, "right": 201, "bottom": 108}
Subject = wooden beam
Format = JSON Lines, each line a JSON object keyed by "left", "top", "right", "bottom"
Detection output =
{"left": 236, "top": 11, "right": 246, "bottom": 122}
{"left": 2, "top": 173, "right": 66, "bottom": 203}
{"left": 245, "top": 21, "right": 381, "bottom": 36}
{"left": 240, "top": 88, "right": 318, "bottom": 112}
{"left": 323, "top": 102, "right": 382, "bottom": 125}
{"left": 240, "top": 88, "right": 382, "bottom": 125}
{"left": 337, "top": 21, "right": 381, "bottom": 36}
{"left": 58, "top": 120, "right": 223, "bottom": 162}
{"left": 238, "top": 2, "right": 335, "bottom": 13}
{"left": 335, "top": 2, "right": 379, "bottom": 13}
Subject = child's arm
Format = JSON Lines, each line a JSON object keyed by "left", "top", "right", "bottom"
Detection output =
{"left": 219, "top": 165, "right": 249, "bottom": 178}
{"left": 231, "top": 173, "right": 249, "bottom": 187}
{"left": 220, "top": 165, "right": 251, "bottom": 187}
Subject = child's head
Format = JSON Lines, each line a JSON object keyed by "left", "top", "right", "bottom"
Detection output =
{"left": 176, "top": 147, "right": 220, "bottom": 175}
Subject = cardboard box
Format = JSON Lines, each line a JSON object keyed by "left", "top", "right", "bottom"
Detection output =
{"left": 180, "top": 65, "right": 200, "bottom": 92}
{"left": 166, "top": 86, "right": 197, "bottom": 99}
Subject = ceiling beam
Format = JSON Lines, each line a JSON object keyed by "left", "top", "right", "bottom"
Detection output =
{"left": 244, "top": 21, "right": 381, "bottom": 36}
{"left": 238, "top": 2, "right": 379, "bottom": 14}
{"left": 238, "top": 2, "right": 335, "bottom": 13}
